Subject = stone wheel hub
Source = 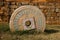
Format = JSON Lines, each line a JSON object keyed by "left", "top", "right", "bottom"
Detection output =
{"left": 25, "top": 20, "right": 31, "bottom": 26}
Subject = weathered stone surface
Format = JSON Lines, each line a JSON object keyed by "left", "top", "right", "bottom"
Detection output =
{"left": 9, "top": 5, "right": 46, "bottom": 32}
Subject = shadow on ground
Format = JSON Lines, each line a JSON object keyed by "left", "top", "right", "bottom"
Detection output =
{"left": 0, "top": 27, "right": 59, "bottom": 35}
{"left": 44, "top": 29, "right": 59, "bottom": 34}
{"left": 9, "top": 29, "right": 60, "bottom": 35}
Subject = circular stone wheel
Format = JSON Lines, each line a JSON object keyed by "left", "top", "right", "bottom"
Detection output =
{"left": 9, "top": 5, "right": 46, "bottom": 32}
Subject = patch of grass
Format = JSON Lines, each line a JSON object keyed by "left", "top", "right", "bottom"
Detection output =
{"left": 0, "top": 23, "right": 10, "bottom": 32}
{"left": 0, "top": 24, "right": 60, "bottom": 40}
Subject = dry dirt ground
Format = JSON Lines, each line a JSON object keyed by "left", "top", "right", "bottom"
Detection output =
{"left": 0, "top": 23, "right": 60, "bottom": 40}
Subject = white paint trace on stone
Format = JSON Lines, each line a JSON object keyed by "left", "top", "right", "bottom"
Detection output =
{"left": 14, "top": 9, "right": 42, "bottom": 31}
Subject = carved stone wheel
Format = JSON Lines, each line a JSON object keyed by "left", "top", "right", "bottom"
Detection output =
{"left": 9, "top": 5, "right": 46, "bottom": 32}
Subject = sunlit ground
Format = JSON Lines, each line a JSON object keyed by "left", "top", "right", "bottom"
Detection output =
{"left": 0, "top": 23, "right": 60, "bottom": 40}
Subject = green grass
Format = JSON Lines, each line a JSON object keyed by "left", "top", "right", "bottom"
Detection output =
{"left": 0, "top": 24, "right": 60, "bottom": 40}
